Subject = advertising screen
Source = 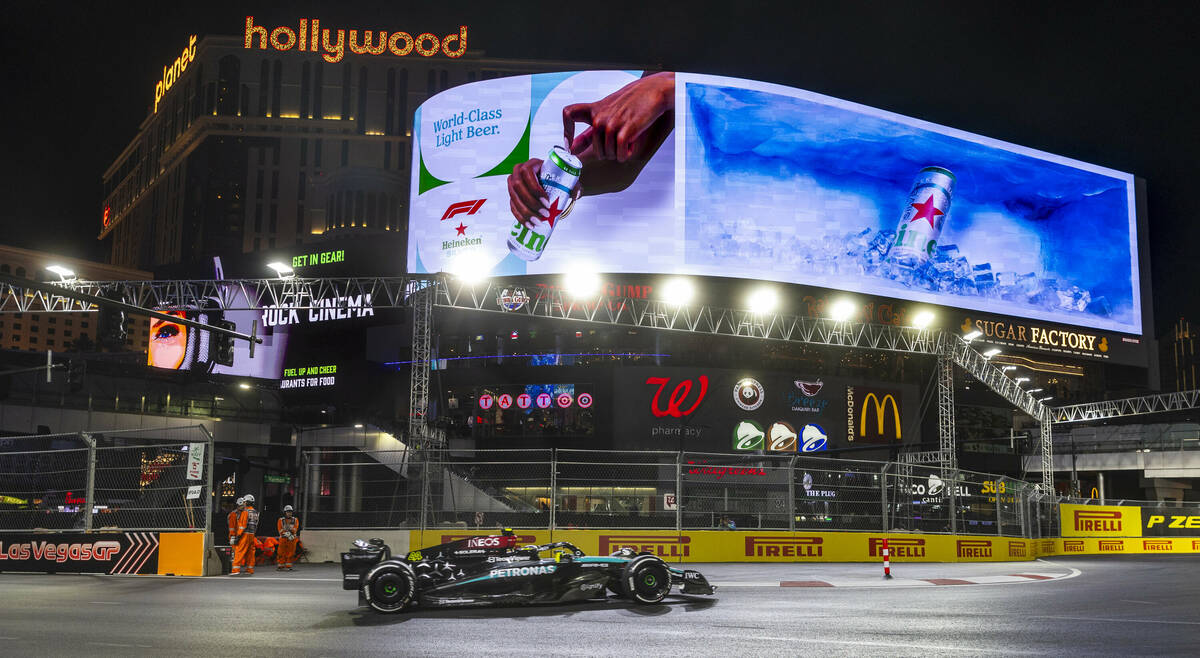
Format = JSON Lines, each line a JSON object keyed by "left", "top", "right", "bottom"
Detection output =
{"left": 410, "top": 71, "right": 1141, "bottom": 335}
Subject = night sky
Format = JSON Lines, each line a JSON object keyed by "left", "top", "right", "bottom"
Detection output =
{"left": 3, "top": 2, "right": 1197, "bottom": 337}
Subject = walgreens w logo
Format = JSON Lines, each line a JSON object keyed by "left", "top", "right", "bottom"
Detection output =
{"left": 442, "top": 199, "right": 486, "bottom": 220}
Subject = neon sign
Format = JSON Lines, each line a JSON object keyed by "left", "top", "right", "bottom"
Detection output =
{"left": 244, "top": 17, "right": 468, "bottom": 64}
{"left": 155, "top": 35, "right": 197, "bottom": 113}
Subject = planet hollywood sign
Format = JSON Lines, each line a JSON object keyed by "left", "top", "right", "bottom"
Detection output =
{"left": 244, "top": 16, "right": 469, "bottom": 64}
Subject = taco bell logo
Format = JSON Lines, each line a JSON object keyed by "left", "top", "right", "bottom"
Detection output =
{"left": 800, "top": 424, "right": 828, "bottom": 452}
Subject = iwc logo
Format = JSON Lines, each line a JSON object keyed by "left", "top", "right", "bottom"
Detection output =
{"left": 734, "top": 378, "right": 765, "bottom": 411}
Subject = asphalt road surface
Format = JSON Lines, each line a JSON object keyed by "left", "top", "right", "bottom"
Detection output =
{"left": 1, "top": 557, "right": 1197, "bottom": 656}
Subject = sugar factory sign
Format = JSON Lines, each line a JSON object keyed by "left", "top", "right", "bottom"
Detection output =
{"left": 244, "top": 17, "right": 469, "bottom": 63}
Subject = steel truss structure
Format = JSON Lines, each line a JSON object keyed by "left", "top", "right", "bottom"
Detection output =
{"left": 1051, "top": 389, "right": 1200, "bottom": 424}
{"left": 2, "top": 275, "right": 1053, "bottom": 487}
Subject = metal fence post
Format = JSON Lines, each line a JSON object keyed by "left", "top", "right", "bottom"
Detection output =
{"left": 549, "top": 449, "right": 557, "bottom": 531}
{"left": 675, "top": 452, "right": 683, "bottom": 533}
{"left": 880, "top": 462, "right": 891, "bottom": 532}
{"left": 200, "top": 425, "right": 215, "bottom": 552}
{"left": 787, "top": 456, "right": 796, "bottom": 532}
{"left": 420, "top": 451, "right": 430, "bottom": 533}
{"left": 995, "top": 477, "right": 1003, "bottom": 536}
{"left": 81, "top": 432, "right": 96, "bottom": 532}
{"left": 949, "top": 471, "right": 958, "bottom": 535}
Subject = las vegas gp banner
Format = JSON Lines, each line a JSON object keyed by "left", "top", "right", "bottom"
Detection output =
{"left": 0, "top": 532, "right": 160, "bottom": 574}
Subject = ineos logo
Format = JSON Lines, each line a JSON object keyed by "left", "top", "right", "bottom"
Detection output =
{"left": 646, "top": 376, "right": 709, "bottom": 418}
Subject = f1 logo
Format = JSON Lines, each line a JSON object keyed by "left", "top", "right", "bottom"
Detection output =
{"left": 441, "top": 199, "right": 486, "bottom": 220}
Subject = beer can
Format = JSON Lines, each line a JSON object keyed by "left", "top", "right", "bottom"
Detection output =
{"left": 888, "top": 166, "right": 955, "bottom": 269}
{"left": 506, "top": 146, "right": 582, "bottom": 262}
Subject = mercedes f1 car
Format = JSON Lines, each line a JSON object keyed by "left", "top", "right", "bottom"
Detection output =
{"left": 340, "top": 529, "right": 716, "bottom": 613}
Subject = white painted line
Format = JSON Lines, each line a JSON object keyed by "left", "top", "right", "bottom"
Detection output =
{"left": 1033, "top": 615, "right": 1200, "bottom": 626}
{"left": 224, "top": 576, "right": 340, "bottom": 582}
{"left": 1120, "top": 600, "right": 1156, "bottom": 605}
{"left": 88, "top": 601, "right": 123, "bottom": 604}
{"left": 654, "top": 630, "right": 1043, "bottom": 654}
{"left": 91, "top": 642, "right": 152, "bottom": 648}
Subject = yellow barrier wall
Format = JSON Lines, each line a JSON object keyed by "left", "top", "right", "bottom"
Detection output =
{"left": 1060, "top": 504, "right": 1143, "bottom": 537}
{"left": 156, "top": 532, "right": 205, "bottom": 576}
{"left": 410, "top": 530, "right": 1047, "bottom": 563}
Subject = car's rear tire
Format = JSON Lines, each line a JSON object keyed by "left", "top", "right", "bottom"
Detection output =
{"left": 363, "top": 561, "right": 416, "bottom": 613}
{"left": 620, "top": 555, "right": 671, "bottom": 604}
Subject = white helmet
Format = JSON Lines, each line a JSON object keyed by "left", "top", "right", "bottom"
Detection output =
{"left": 243, "top": 494, "right": 255, "bottom": 504}
{"left": 236, "top": 497, "right": 245, "bottom": 505}
{"left": 283, "top": 505, "right": 294, "bottom": 512}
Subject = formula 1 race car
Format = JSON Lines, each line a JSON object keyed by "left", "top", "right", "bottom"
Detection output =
{"left": 340, "top": 529, "right": 716, "bottom": 613}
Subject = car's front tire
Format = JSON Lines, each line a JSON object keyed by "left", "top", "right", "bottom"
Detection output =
{"left": 363, "top": 561, "right": 416, "bottom": 613}
{"left": 620, "top": 555, "right": 672, "bottom": 604}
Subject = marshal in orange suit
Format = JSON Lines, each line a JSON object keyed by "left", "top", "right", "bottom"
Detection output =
{"left": 232, "top": 494, "right": 260, "bottom": 575}
{"left": 276, "top": 505, "right": 300, "bottom": 570}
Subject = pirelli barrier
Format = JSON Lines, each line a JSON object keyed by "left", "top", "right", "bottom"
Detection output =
{"left": 0, "top": 531, "right": 205, "bottom": 576}
{"left": 410, "top": 524, "right": 1200, "bottom": 563}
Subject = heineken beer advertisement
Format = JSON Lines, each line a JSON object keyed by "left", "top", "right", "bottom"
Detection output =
{"left": 410, "top": 72, "right": 1142, "bottom": 335}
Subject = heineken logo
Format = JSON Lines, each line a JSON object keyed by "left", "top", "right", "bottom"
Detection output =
{"left": 442, "top": 236, "right": 482, "bottom": 251}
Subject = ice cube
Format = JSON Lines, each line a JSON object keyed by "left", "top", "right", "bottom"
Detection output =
{"left": 935, "top": 244, "right": 960, "bottom": 262}
{"left": 1056, "top": 285, "right": 1091, "bottom": 312}
{"left": 1086, "top": 296, "right": 1112, "bottom": 317}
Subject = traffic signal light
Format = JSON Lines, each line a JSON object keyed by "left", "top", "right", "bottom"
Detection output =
{"left": 211, "top": 320, "right": 236, "bottom": 366}
{"left": 67, "top": 360, "right": 86, "bottom": 392}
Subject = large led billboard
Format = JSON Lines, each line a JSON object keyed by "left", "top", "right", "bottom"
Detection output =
{"left": 410, "top": 71, "right": 1141, "bottom": 335}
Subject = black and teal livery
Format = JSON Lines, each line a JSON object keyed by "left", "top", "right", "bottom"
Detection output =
{"left": 340, "top": 529, "right": 716, "bottom": 613}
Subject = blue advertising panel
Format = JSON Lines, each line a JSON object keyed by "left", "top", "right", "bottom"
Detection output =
{"left": 409, "top": 72, "right": 1141, "bottom": 335}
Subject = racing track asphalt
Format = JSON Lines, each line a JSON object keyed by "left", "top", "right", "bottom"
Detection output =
{"left": 1, "top": 556, "right": 1198, "bottom": 656}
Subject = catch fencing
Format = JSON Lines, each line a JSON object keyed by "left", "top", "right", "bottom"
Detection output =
{"left": 0, "top": 425, "right": 215, "bottom": 534}
{"left": 301, "top": 449, "right": 1058, "bottom": 538}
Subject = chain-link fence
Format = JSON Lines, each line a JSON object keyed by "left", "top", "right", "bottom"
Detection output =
{"left": 0, "top": 426, "right": 215, "bottom": 534}
{"left": 301, "top": 448, "right": 1053, "bottom": 538}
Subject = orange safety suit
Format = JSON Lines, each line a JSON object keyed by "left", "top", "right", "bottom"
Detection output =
{"left": 277, "top": 516, "right": 300, "bottom": 568}
{"left": 232, "top": 505, "right": 259, "bottom": 575}
{"left": 226, "top": 506, "right": 241, "bottom": 573}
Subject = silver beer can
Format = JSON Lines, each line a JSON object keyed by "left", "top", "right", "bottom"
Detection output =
{"left": 888, "top": 166, "right": 956, "bottom": 269}
{"left": 507, "top": 146, "right": 582, "bottom": 262}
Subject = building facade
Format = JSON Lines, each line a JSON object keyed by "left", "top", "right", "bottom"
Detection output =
{"left": 0, "top": 244, "right": 152, "bottom": 354}
{"left": 101, "top": 32, "right": 615, "bottom": 272}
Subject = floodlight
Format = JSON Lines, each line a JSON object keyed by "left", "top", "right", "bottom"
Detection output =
{"left": 46, "top": 265, "right": 76, "bottom": 281}
{"left": 911, "top": 310, "right": 935, "bottom": 329}
{"left": 239, "top": 383, "right": 251, "bottom": 390}
{"left": 828, "top": 298, "right": 855, "bottom": 322}
{"left": 748, "top": 288, "right": 779, "bottom": 314}
{"left": 266, "top": 262, "right": 295, "bottom": 279}
{"left": 963, "top": 330, "right": 982, "bottom": 342}
{"left": 564, "top": 267, "right": 601, "bottom": 297}
{"left": 982, "top": 348, "right": 1001, "bottom": 358}
{"left": 662, "top": 278, "right": 695, "bottom": 306}
{"left": 1015, "top": 377, "right": 1030, "bottom": 384}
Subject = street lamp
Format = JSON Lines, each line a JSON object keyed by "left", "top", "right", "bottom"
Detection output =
{"left": 266, "top": 262, "right": 295, "bottom": 279}
{"left": 45, "top": 265, "right": 76, "bottom": 281}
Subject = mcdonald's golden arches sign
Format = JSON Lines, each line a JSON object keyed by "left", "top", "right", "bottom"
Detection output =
{"left": 846, "top": 387, "right": 902, "bottom": 443}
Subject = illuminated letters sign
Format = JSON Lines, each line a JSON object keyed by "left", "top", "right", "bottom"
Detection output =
{"left": 478, "top": 394, "right": 494, "bottom": 410}
{"left": 244, "top": 16, "right": 468, "bottom": 63}
{"left": 556, "top": 393, "right": 573, "bottom": 408}
{"left": 646, "top": 376, "right": 709, "bottom": 418}
{"left": 963, "top": 317, "right": 1109, "bottom": 357}
{"left": 516, "top": 393, "right": 531, "bottom": 409}
{"left": 155, "top": 35, "right": 196, "bottom": 113}
{"left": 847, "top": 387, "right": 902, "bottom": 443}
{"left": 497, "top": 394, "right": 513, "bottom": 409}
{"left": 102, "top": 206, "right": 111, "bottom": 229}
{"left": 577, "top": 393, "right": 593, "bottom": 408}
{"left": 536, "top": 393, "right": 552, "bottom": 409}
